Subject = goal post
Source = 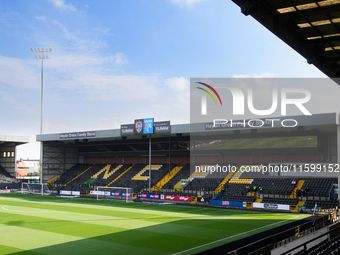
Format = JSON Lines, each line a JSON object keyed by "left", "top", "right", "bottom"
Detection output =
{"left": 96, "top": 186, "right": 133, "bottom": 202}
{"left": 21, "top": 183, "right": 51, "bottom": 195}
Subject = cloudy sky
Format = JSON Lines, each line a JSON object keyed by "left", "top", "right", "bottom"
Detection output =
{"left": 0, "top": 0, "right": 328, "bottom": 159}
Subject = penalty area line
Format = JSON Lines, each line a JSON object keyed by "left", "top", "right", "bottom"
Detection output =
{"left": 172, "top": 215, "right": 300, "bottom": 255}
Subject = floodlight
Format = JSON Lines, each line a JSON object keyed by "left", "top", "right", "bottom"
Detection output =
{"left": 30, "top": 47, "right": 52, "bottom": 190}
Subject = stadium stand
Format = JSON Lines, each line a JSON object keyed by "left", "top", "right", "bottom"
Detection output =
{"left": 183, "top": 178, "right": 223, "bottom": 193}
{"left": 66, "top": 164, "right": 111, "bottom": 192}
{"left": 0, "top": 165, "right": 20, "bottom": 189}
{"left": 107, "top": 163, "right": 174, "bottom": 193}
{"left": 294, "top": 234, "right": 340, "bottom": 255}
{"left": 161, "top": 164, "right": 191, "bottom": 190}
{"left": 0, "top": 165, "right": 12, "bottom": 178}
{"left": 298, "top": 178, "right": 337, "bottom": 198}
{"left": 50, "top": 162, "right": 339, "bottom": 211}
{"left": 251, "top": 178, "right": 296, "bottom": 196}
{"left": 218, "top": 183, "right": 256, "bottom": 202}
{"left": 91, "top": 164, "right": 131, "bottom": 187}
{"left": 54, "top": 164, "right": 92, "bottom": 190}
{"left": 209, "top": 163, "right": 337, "bottom": 207}
{"left": 151, "top": 166, "right": 182, "bottom": 191}
{"left": 261, "top": 197, "right": 298, "bottom": 205}
{"left": 303, "top": 200, "right": 338, "bottom": 210}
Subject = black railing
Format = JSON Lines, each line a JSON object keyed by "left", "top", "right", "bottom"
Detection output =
{"left": 233, "top": 215, "right": 332, "bottom": 255}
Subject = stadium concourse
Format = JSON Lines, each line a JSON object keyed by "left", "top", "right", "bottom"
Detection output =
{"left": 34, "top": 112, "right": 340, "bottom": 213}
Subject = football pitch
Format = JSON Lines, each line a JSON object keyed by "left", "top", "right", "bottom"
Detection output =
{"left": 0, "top": 193, "right": 308, "bottom": 255}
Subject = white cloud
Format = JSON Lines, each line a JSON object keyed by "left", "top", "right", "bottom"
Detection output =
{"left": 0, "top": 8, "right": 193, "bottom": 161}
{"left": 171, "top": 0, "right": 207, "bottom": 7}
{"left": 165, "top": 76, "right": 189, "bottom": 91}
{"left": 0, "top": 56, "right": 38, "bottom": 89}
{"left": 49, "top": 0, "right": 76, "bottom": 12}
{"left": 35, "top": 16, "right": 47, "bottom": 22}
{"left": 232, "top": 72, "right": 275, "bottom": 78}
{"left": 71, "top": 73, "right": 161, "bottom": 101}
{"left": 30, "top": 16, "right": 158, "bottom": 103}
{"left": 165, "top": 77, "right": 190, "bottom": 108}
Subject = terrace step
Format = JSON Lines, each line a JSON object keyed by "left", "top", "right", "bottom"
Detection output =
{"left": 102, "top": 165, "right": 123, "bottom": 179}
{"left": 64, "top": 166, "right": 92, "bottom": 187}
{"left": 132, "top": 165, "right": 162, "bottom": 181}
{"left": 151, "top": 166, "right": 182, "bottom": 191}
{"left": 297, "top": 200, "right": 305, "bottom": 206}
{"left": 106, "top": 166, "right": 133, "bottom": 187}
{"left": 254, "top": 198, "right": 262, "bottom": 203}
{"left": 92, "top": 164, "right": 111, "bottom": 179}
{"left": 290, "top": 180, "right": 305, "bottom": 198}
{"left": 213, "top": 170, "right": 235, "bottom": 195}
{"left": 47, "top": 176, "right": 57, "bottom": 186}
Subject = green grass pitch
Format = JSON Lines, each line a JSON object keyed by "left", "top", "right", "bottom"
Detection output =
{"left": 0, "top": 193, "right": 308, "bottom": 255}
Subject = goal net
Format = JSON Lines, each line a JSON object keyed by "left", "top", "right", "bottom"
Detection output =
{"left": 21, "top": 183, "right": 51, "bottom": 195}
{"left": 96, "top": 186, "right": 133, "bottom": 202}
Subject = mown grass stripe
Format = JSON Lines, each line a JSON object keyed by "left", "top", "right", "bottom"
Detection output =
{"left": 0, "top": 193, "right": 308, "bottom": 254}
{"left": 0, "top": 224, "right": 163, "bottom": 255}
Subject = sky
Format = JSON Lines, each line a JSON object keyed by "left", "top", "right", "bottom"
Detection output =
{"left": 0, "top": 0, "right": 329, "bottom": 160}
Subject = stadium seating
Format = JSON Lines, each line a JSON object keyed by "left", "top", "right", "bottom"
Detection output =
{"left": 91, "top": 164, "right": 131, "bottom": 187}
{"left": 298, "top": 178, "right": 337, "bottom": 198}
{"left": 218, "top": 183, "right": 256, "bottom": 202}
{"left": 294, "top": 234, "right": 340, "bottom": 255}
{"left": 261, "top": 197, "right": 298, "bottom": 205}
{"left": 54, "top": 164, "right": 91, "bottom": 190}
{"left": 0, "top": 165, "right": 13, "bottom": 178}
{"left": 63, "top": 164, "right": 109, "bottom": 191}
{"left": 107, "top": 164, "right": 174, "bottom": 193}
{"left": 0, "top": 165, "right": 20, "bottom": 189}
{"left": 161, "top": 164, "right": 191, "bottom": 190}
{"left": 184, "top": 178, "right": 223, "bottom": 192}
{"left": 151, "top": 166, "right": 182, "bottom": 191}
{"left": 251, "top": 178, "right": 296, "bottom": 196}
{"left": 51, "top": 163, "right": 339, "bottom": 210}
{"left": 303, "top": 200, "right": 338, "bottom": 209}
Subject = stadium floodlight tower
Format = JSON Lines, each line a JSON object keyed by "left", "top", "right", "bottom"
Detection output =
{"left": 30, "top": 47, "right": 52, "bottom": 195}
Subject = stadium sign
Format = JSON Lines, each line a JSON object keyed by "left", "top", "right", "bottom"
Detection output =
{"left": 137, "top": 193, "right": 191, "bottom": 201}
{"left": 264, "top": 203, "right": 278, "bottom": 209}
{"left": 121, "top": 119, "right": 170, "bottom": 136}
{"left": 60, "top": 131, "right": 96, "bottom": 139}
{"left": 134, "top": 119, "right": 143, "bottom": 135}
{"left": 209, "top": 200, "right": 244, "bottom": 207}
{"left": 121, "top": 124, "right": 134, "bottom": 136}
{"left": 154, "top": 121, "right": 171, "bottom": 134}
{"left": 143, "top": 118, "right": 154, "bottom": 134}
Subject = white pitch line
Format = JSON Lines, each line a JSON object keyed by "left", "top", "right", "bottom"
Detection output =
{"left": 140, "top": 208, "right": 209, "bottom": 220}
{"left": 1, "top": 205, "right": 49, "bottom": 214}
{"left": 172, "top": 215, "right": 301, "bottom": 255}
{"left": 0, "top": 203, "right": 209, "bottom": 224}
